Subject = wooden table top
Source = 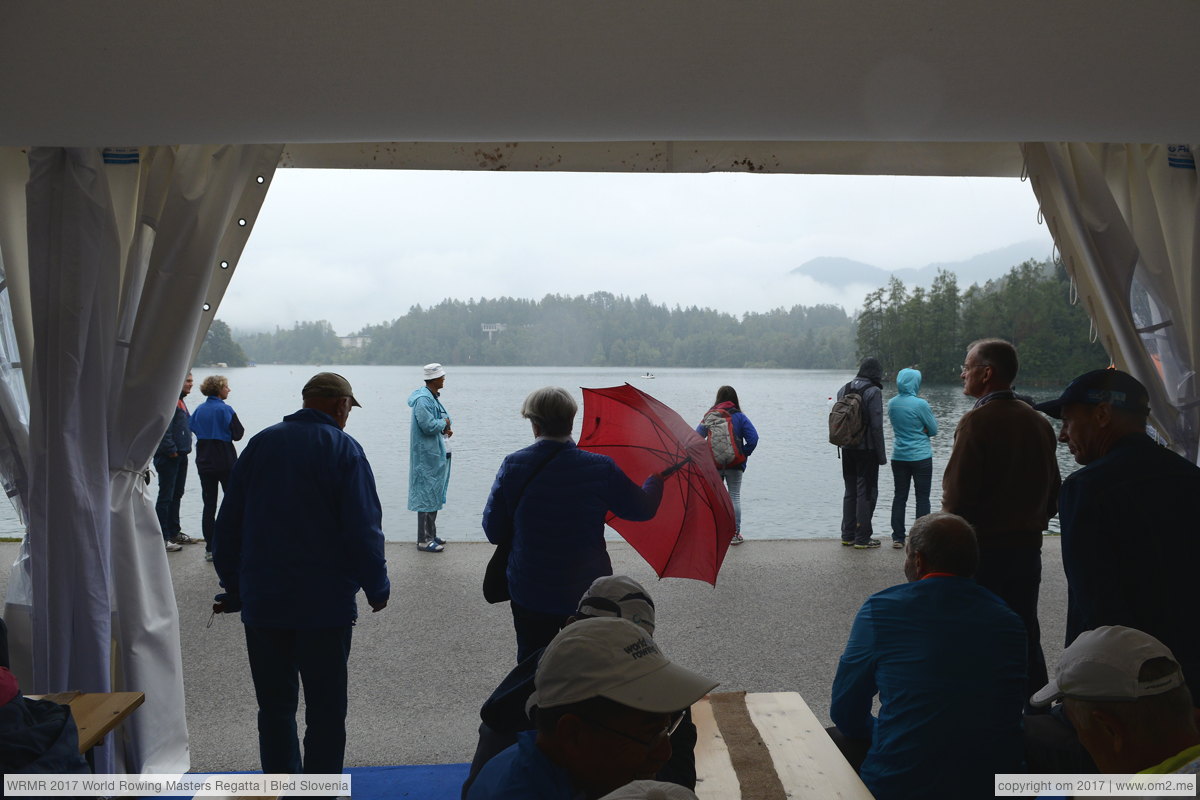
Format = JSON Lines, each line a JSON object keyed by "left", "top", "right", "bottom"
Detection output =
{"left": 28, "top": 691, "right": 146, "bottom": 753}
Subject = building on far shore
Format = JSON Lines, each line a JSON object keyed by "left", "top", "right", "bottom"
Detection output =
{"left": 339, "top": 335, "right": 371, "bottom": 350}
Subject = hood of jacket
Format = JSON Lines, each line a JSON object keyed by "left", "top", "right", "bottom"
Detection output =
{"left": 857, "top": 357, "right": 884, "bottom": 386}
{"left": 407, "top": 386, "right": 434, "bottom": 407}
{"left": 896, "top": 368, "right": 922, "bottom": 396}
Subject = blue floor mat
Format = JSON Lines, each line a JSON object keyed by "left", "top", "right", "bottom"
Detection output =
{"left": 346, "top": 763, "right": 470, "bottom": 799}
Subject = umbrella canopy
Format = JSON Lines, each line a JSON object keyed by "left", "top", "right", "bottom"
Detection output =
{"left": 579, "top": 384, "right": 735, "bottom": 585}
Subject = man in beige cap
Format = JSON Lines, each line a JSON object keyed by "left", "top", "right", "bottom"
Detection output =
{"left": 212, "top": 371, "right": 389, "bottom": 778}
{"left": 1030, "top": 626, "right": 1200, "bottom": 781}
{"left": 468, "top": 617, "right": 717, "bottom": 800}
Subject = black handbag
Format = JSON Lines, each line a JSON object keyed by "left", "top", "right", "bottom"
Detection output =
{"left": 482, "top": 446, "right": 562, "bottom": 604}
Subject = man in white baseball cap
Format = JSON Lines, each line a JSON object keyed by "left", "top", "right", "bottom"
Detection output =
{"left": 468, "top": 617, "right": 717, "bottom": 800}
{"left": 1031, "top": 626, "right": 1200, "bottom": 779}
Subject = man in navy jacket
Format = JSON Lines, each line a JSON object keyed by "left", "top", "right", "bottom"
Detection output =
{"left": 213, "top": 372, "right": 390, "bottom": 777}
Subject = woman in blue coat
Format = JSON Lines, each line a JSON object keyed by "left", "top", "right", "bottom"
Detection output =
{"left": 190, "top": 374, "right": 244, "bottom": 561}
{"left": 695, "top": 385, "right": 759, "bottom": 545}
{"left": 886, "top": 367, "right": 938, "bottom": 547}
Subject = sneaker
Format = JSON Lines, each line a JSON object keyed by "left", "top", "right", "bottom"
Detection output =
{"left": 729, "top": 533, "right": 744, "bottom": 546}
{"left": 417, "top": 541, "right": 445, "bottom": 553}
{"left": 165, "top": 540, "right": 183, "bottom": 552}
{"left": 841, "top": 539, "right": 855, "bottom": 546}
{"left": 892, "top": 540, "right": 904, "bottom": 549}
{"left": 854, "top": 539, "right": 882, "bottom": 550}
{"left": 171, "top": 533, "right": 200, "bottom": 545}
{"left": 433, "top": 537, "right": 447, "bottom": 546}
{"left": 204, "top": 551, "right": 214, "bottom": 562}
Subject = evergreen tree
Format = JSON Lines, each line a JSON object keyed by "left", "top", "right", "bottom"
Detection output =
{"left": 195, "top": 319, "right": 248, "bottom": 367}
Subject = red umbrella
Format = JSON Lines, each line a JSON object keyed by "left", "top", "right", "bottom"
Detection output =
{"left": 579, "top": 384, "right": 735, "bottom": 585}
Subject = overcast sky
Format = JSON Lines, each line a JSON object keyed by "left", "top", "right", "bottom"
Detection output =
{"left": 221, "top": 169, "right": 1054, "bottom": 335}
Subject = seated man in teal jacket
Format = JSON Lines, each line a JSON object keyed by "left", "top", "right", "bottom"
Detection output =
{"left": 829, "top": 512, "right": 1026, "bottom": 800}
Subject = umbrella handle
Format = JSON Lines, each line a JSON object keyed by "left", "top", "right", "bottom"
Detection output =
{"left": 659, "top": 457, "right": 691, "bottom": 479}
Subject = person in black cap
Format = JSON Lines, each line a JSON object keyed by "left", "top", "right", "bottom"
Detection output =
{"left": 212, "top": 371, "right": 389, "bottom": 778}
{"left": 1034, "top": 367, "right": 1200, "bottom": 701}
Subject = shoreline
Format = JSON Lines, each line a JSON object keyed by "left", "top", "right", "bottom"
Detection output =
{"left": 0, "top": 538, "right": 1069, "bottom": 771}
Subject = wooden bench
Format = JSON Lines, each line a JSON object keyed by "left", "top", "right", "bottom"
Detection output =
{"left": 692, "top": 691, "right": 873, "bottom": 799}
{"left": 29, "top": 691, "right": 145, "bottom": 755}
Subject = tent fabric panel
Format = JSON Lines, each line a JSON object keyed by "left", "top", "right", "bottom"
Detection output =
{"left": 1024, "top": 142, "right": 1200, "bottom": 462}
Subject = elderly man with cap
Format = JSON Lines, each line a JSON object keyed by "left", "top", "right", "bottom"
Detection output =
{"left": 462, "top": 576, "right": 698, "bottom": 799}
{"left": 1031, "top": 626, "right": 1200, "bottom": 783}
{"left": 1034, "top": 368, "right": 1200, "bottom": 698}
{"left": 212, "top": 371, "right": 389, "bottom": 777}
{"left": 468, "top": 617, "right": 717, "bottom": 800}
{"left": 409, "top": 362, "right": 453, "bottom": 552}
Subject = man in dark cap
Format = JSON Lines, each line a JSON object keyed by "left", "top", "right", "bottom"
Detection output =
{"left": 212, "top": 372, "right": 390, "bottom": 777}
{"left": 835, "top": 357, "right": 887, "bottom": 549}
{"left": 1034, "top": 368, "right": 1200, "bottom": 698}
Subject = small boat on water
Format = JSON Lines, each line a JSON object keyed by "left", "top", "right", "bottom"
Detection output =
{"left": 640, "top": 372, "right": 656, "bottom": 379}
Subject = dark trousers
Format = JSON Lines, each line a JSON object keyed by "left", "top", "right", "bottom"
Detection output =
{"left": 417, "top": 511, "right": 439, "bottom": 545}
{"left": 889, "top": 458, "right": 932, "bottom": 541}
{"left": 199, "top": 471, "right": 230, "bottom": 548}
{"left": 840, "top": 450, "right": 879, "bottom": 544}
{"left": 510, "top": 600, "right": 569, "bottom": 664}
{"left": 976, "top": 545, "right": 1048, "bottom": 710}
{"left": 244, "top": 624, "right": 354, "bottom": 776}
{"left": 153, "top": 453, "right": 188, "bottom": 540}
{"left": 825, "top": 725, "right": 869, "bottom": 773}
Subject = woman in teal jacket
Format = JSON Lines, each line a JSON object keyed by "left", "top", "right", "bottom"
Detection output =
{"left": 886, "top": 368, "right": 938, "bottom": 547}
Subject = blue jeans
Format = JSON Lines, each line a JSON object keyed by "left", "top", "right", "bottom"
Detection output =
{"left": 719, "top": 468, "right": 743, "bottom": 532}
{"left": 975, "top": 545, "right": 1048, "bottom": 712}
{"left": 244, "top": 624, "right": 354, "bottom": 775}
{"left": 153, "top": 453, "right": 188, "bottom": 541}
{"left": 889, "top": 458, "right": 932, "bottom": 541}
{"left": 840, "top": 450, "right": 879, "bottom": 545}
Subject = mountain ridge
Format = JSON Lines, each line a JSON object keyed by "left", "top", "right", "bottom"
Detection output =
{"left": 789, "top": 240, "right": 1053, "bottom": 290}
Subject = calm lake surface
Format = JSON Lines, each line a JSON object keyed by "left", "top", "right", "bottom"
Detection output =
{"left": 0, "top": 365, "right": 1080, "bottom": 541}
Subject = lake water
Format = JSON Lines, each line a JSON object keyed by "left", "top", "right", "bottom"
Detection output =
{"left": 0, "top": 365, "right": 1080, "bottom": 541}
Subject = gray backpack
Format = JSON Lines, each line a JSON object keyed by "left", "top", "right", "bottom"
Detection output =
{"left": 701, "top": 405, "right": 746, "bottom": 468}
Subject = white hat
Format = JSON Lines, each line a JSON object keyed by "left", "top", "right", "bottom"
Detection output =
{"left": 423, "top": 363, "right": 446, "bottom": 381}
{"left": 599, "top": 780, "right": 700, "bottom": 800}
{"left": 577, "top": 575, "right": 656, "bottom": 636}
{"left": 1031, "top": 626, "right": 1185, "bottom": 707}
{"left": 528, "top": 617, "right": 717, "bottom": 714}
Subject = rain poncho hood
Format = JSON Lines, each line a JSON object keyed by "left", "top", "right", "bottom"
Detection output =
{"left": 408, "top": 386, "right": 451, "bottom": 511}
{"left": 887, "top": 368, "right": 938, "bottom": 461}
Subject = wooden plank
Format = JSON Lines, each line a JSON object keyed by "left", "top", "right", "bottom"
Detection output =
{"left": 66, "top": 692, "right": 145, "bottom": 752}
{"left": 744, "top": 692, "right": 874, "bottom": 800}
{"left": 691, "top": 696, "right": 742, "bottom": 800}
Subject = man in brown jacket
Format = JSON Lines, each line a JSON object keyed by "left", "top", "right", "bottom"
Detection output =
{"left": 942, "top": 338, "right": 1060, "bottom": 707}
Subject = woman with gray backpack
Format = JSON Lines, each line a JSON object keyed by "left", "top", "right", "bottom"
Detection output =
{"left": 695, "top": 386, "right": 759, "bottom": 545}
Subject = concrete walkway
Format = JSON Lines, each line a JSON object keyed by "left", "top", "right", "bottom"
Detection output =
{"left": 0, "top": 537, "right": 1068, "bottom": 772}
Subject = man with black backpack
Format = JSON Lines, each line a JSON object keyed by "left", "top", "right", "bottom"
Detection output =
{"left": 831, "top": 357, "right": 887, "bottom": 549}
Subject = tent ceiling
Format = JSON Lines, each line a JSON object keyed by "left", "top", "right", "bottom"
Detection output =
{"left": 4, "top": 2, "right": 1199, "bottom": 160}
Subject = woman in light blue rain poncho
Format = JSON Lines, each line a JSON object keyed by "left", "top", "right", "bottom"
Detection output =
{"left": 886, "top": 367, "right": 938, "bottom": 548}
{"left": 408, "top": 363, "right": 453, "bottom": 552}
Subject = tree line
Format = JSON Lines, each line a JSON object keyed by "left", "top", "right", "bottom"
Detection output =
{"left": 855, "top": 259, "right": 1109, "bottom": 385}
{"left": 228, "top": 259, "right": 1110, "bottom": 385}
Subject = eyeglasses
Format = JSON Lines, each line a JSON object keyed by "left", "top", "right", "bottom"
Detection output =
{"left": 960, "top": 362, "right": 989, "bottom": 372}
{"left": 581, "top": 709, "right": 687, "bottom": 749}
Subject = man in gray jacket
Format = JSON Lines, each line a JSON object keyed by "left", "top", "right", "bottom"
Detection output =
{"left": 837, "top": 357, "right": 887, "bottom": 549}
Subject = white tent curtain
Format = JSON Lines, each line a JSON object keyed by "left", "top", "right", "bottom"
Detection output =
{"left": 0, "top": 144, "right": 280, "bottom": 772}
{"left": 1023, "top": 142, "right": 1200, "bottom": 463}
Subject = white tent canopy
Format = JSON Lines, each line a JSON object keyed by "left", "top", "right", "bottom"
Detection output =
{"left": 0, "top": 0, "right": 1198, "bottom": 775}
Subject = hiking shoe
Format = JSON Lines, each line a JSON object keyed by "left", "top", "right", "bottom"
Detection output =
{"left": 417, "top": 541, "right": 445, "bottom": 553}
{"left": 841, "top": 540, "right": 855, "bottom": 547}
{"left": 730, "top": 533, "right": 744, "bottom": 546}
{"left": 171, "top": 533, "right": 200, "bottom": 545}
{"left": 165, "top": 540, "right": 183, "bottom": 552}
{"left": 854, "top": 539, "right": 882, "bottom": 549}
{"left": 892, "top": 540, "right": 905, "bottom": 549}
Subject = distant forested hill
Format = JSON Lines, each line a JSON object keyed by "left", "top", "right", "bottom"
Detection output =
{"left": 235, "top": 293, "right": 857, "bottom": 369}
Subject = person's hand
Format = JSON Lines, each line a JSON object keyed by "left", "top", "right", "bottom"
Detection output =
{"left": 212, "top": 592, "right": 242, "bottom": 614}
{"left": 443, "top": 423, "right": 453, "bottom": 438}
{"left": 369, "top": 599, "right": 388, "bottom": 612}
